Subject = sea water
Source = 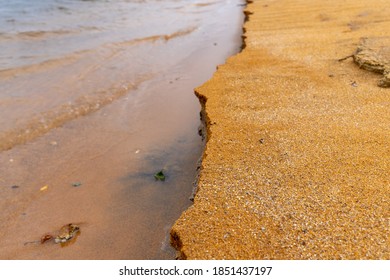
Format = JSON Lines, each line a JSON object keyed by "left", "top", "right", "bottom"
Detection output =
{"left": 0, "top": 0, "right": 244, "bottom": 259}
{"left": 1, "top": 0, "right": 242, "bottom": 150}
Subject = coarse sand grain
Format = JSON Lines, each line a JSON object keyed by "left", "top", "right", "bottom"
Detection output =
{"left": 171, "top": 0, "right": 390, "bottom": 259}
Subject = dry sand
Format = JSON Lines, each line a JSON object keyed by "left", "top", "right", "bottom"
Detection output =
{"left": 171, "top": 0, "right": 390, "bottom": 259}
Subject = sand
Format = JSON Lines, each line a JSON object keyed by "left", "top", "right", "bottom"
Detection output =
{"left": 171, "top": 0, "right": 390, "bottom": 259}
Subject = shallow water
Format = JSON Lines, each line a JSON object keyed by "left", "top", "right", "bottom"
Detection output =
{"left": 1, "top": 0, "right": 239, "bottom": 151}
{"left": 0, "top": 0, "right": 244, "bottom": 259}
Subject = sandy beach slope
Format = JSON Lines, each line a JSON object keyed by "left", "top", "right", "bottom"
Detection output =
{"left": 171, "top": 0, "right": 390, "bottom": 259}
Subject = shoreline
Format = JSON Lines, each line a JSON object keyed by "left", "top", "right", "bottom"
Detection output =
{"left": 171, "top": 0, "right": 390, "bottom": 259}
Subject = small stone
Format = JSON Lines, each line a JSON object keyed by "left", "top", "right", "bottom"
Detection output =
{"left": 353, "top": 37, "right": 390, "bottom": 87}
{"left": 378, "top": 70, "right": 390, "bottom": 88}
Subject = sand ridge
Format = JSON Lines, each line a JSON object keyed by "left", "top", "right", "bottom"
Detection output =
{"left": 171, "top": 0, "right": 390, "bottom": 259}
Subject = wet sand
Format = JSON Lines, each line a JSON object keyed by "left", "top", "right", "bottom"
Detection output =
{"left": 171, "top": 0, "right": 390, "bottom": 259}
{"left": 0, "top": 1, "right": 244, "bottom": 259}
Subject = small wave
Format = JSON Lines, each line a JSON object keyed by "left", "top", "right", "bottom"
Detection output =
{"left": 194, "top": 2, "right": 219, "bottom": 7}
{"left": 0, "top": 26, "right": 197, "bottom": 151}
{"left": 0, "top": 30, "right": 77, "bottom": 42}
{"left": 18, "top": 30, "right": 74, "bottom": 39}
{"left": 16, "top": 30, "right": 79, "bottom": 40}
{"left": 0, "top": 75, "right": 152, "bottom": 152}
{"left": 0, "top": 27, "right": 197, "bottom": 75}
{"left": 163, "top": 27, "right": 197, "bottom": 41}
{"left": 0, "top": 49, "right": 90, "bottom": 77}
{"left": 113, "top": 27, "right": 197, "bottom": 48}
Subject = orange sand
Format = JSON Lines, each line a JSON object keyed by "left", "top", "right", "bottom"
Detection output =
{"left": 171, "top": 0, "right": 390, "bottom": 259}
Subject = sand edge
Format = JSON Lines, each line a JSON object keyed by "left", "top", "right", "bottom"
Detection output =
{"left": 171, "top": 0, "right": 389, "bottom": 259}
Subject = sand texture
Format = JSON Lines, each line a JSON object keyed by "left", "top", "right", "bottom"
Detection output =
{"left": 171, "top": 0, "right": 390, "bottom": 259}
